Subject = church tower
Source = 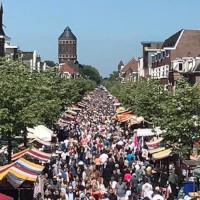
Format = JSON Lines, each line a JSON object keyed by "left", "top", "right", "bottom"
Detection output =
{"left": 58, "top": 27, "right": 77, "bottom": 64}
{"left": 0, "top": 3, "right": 5, "bottom": 57}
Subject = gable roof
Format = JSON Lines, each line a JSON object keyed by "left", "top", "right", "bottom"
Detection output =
{"left": 59, "top": 63, "right": 77, "bottom": 75}
{"left": 162, "top": 29, "right": 183, "bottom": 48}
{"left": 121, "top": 57, "right": 138, "bottom": 73}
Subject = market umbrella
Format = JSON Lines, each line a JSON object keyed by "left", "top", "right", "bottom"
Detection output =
{"left": 0, "top": 193, "right": 13, "bottom": 200}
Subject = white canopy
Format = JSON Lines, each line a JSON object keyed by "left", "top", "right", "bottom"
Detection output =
{"left": 136, "top": 127, "right": 162, "bottom": 137}
{"left": 27, "top": 125, "right": 53, "bottom": 142}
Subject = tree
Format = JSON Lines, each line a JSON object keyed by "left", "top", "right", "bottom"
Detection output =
{"left": 102, "top": 71, "right": 119, "bottom": 88}
{"left": 107, "top": 77, "right": 200, "bottom": 156}
{"left": 44, "top": 60, "right": 57, "bottom": 68}
{"left": 0, "top": 58, "right": 95, "bottom": 163}
{"left": 79, "top": 65, "right": 101, "bottom": 85}
{"left": 157, "top": 78, "right": 200, "bottom": 156}
{"left": 108, "top": 79, "right": 168, "bottom": 121}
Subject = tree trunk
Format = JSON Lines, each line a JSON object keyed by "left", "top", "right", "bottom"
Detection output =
{"left": 7, "top": 131, "right": 12, "bottom": 164}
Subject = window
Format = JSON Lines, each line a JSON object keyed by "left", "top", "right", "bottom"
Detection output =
{"left": 166, "top": 65, "right": 169, "bottom": 76}
{"left": 166, "top": 50, "right": 169, "bottom": 57}
{"left": 162, "top": 51, "right": 165, "bottom": 59}
{"left": 179, "top": 63, "right": 183, "bottom": 71}
{"left": 156, "top": 54, "right": 159, "bottom": 61}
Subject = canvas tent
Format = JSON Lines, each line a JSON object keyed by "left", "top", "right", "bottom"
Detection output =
{"left": 152, "top": 148, "right": 172, "bottom": 160}
{"left": 27, "top": 125, "right": 53, "bottom": 142}
{"left": 0, "top": 158, "right": 44, "bottom": 188}
{"left": 29, "top": 138, "right": 53, "bottom": 147}
{"left": 12, "top": 148, "right": 52, "bottom": 161}
{"left": 135, "top": 127, "right": 162, "bottom": 137}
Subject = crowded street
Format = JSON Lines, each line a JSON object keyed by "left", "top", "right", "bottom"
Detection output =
{"left": 30, "top": 86, "right": 182, "bottom": 200}
{"left": 2, "top": 1, "right": 200, "bottom": 200}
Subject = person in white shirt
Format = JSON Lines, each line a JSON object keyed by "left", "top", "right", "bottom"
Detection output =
{"left": 152, "top": 190, "right": 164, "bottom": 200}
{"left": 64, "top": 138, "right": 69, "bottom": 148}
{"left": 142, "top": 181, "right": 153, "bottom": 200}
{"left": 61, "top": 149, "right": 68, "bottom": 161}
{"left": 110, "top": 176, "right": 117, "bottom": 190}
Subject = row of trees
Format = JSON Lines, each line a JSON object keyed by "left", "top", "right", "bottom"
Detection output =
{"left": 44, "top": 60, "right": 102, "bottom": 85}
{"left": 0, "top": 58, "right": 95, "bottom": 162}
{"left": 106, "top": 77, "right": 200, "bottom": 156}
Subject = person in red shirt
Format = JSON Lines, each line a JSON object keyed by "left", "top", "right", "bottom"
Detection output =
{"left": 81, "top": 134, "right": 88, "bottom": 145}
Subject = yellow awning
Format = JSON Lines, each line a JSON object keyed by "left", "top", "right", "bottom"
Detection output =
{"left": 152, "top": 148, "right": 172, "bottom": 160}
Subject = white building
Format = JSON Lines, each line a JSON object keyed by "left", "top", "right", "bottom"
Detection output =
{"left": 171, "top": 57, "right": 200, "bottom": 73}
{"left": 137, "top": 57, "right": 144, "bottom": 78}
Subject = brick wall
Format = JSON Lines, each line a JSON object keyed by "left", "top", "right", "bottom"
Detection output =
{"left": 171, "top": 30, "right": 200, "bottom": 60}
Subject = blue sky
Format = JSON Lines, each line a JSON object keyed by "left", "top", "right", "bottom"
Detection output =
{"left": 3, "top": 0, "right": 200, "bottom": 77}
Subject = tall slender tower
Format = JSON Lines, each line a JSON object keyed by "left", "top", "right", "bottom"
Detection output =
{"left": 0, "top": 3, "right": 5, "bottom": 57}
{"left": 58, "top": 27, "right": 77, "bottom": 64}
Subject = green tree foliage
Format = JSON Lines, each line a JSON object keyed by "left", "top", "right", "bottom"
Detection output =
{"left": 79, "top": 65, "right": 101, "bottom": 85}
{"left": 157, "top": 78, "right": 200, "bottom": 156}
{"left": 108, "top": 79, "right": 168, "bottom": 121}
{"left": 0, "top": 58, "right": 95, "bottom": 162}
{"left": 107, "top": 77, "right": 200, "bottom": 156}
{"left": 44, "top": 60, "right": 57, "bottom": 67}
{"left": 102, "top": 71, "right": 119, "bottom": 88}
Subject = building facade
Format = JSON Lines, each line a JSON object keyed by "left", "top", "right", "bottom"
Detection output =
{"left": 137, "top": 57, "right": 144, "bottom": 78}
{"left": 58, "top": 27, "right": 77, "bottom": 64}
{"left": 151, "top": 29, "right": 200, "bottom": 87}
{"left": 119, "top": 58, "right": 138, "bottom": 82}
{"left": 169, "top": 57, "right": 200, "bottom": 86}
{"left": 141, "top": 41, "right": 163, "bottom": 78}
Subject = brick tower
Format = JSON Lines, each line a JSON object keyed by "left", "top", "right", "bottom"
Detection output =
{"left": 58, "top": 27, "right": 77, "bottom": 64}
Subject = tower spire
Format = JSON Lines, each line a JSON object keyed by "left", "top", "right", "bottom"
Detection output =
{"left": 0, "top": 2, "right": 4, "bottom": 36}
{"left": 0, "top": 2, "right": 3, "bottom": 14}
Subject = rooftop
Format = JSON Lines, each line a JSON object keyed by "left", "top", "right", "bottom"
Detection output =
{"left": 59, "top": 26, "right": 76, "bottom": 40}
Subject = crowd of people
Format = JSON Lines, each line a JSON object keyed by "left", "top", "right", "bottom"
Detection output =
{"left": 33, "top": 87, "right": 182, "bottom": 200}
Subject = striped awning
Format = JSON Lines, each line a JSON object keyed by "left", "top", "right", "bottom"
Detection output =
{"left": 0, "top": 157, "right": 44, "bottom": 188}
{"left": 0, "top": 164, "right": 38, "bottom": 181}
{"left": 146, "top": 138, "right": 163, "bottom": 150}
{"left": 77, "top": 102, "right": 86, "bottom": 108}
{"left": 66, "top": 110, "right": 77, "bottom": 115}
{"left": 116, "top": 113, "right": 134, "bottom": 122}
{"left": 152, "top": 148, "right": 172, "bottom": 160}
{"left": 12, "top": 148, "right": 51, "bottom": 161}
{"left": 148, "top": 147, "right": 166, "bottom": 154}
{"left": 30, "top": 138, "right": 53, "bottom": 147}
{"left": 0, "top": 158, "right": 44, "bottom": 174}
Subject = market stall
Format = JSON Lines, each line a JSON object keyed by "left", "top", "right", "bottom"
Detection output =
{"left": 11, "top": 148, "right": 52, "bottom": 162}
{"left": 0, "top": 158, "right": 44, "bottom": 188}
{"left": 27, "top": 125, "right": 53, "bottom": 142}
{"left": 29, "top": 138, "right": 53, "bottom": 147}
{"left": 152, "top": 148, "right": 172, "bottom": 160}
